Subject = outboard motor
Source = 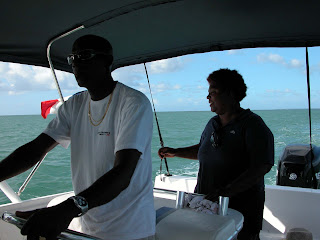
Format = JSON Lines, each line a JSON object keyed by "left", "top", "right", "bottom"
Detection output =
{"left": 277, "top": 144, "right": 320, "bottom": 189}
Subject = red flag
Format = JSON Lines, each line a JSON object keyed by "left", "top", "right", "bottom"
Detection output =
{"left": 41, "top": 99, "right": 59, "bottom": 119}
{"left": 40, "top": 95, "right": 72, "bottom": 119}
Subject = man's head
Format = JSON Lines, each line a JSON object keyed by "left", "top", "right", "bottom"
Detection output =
{"left": 207, "top": 68, "right": 247, "bottom": 102}
{"left": 69, "top": 35, "right": 114, "bottom": 88}
{"left": 69, "top": 35, "right": 113, "bottom": 67}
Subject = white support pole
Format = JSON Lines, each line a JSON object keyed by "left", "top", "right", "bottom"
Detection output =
{"left": 47, "top": 25, "right": 84, "bottom": 103}
{"left": 0, "top": 181, "right": 21, "bottom": 203}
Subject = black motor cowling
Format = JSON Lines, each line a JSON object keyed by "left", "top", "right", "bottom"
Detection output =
{"left": 277, "top": 144, "right": 320, "bottom": 189}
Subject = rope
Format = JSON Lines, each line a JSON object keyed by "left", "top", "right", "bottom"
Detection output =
{"left": 305, "top": 47, "right": 317, "bottom": 189}
{"left": 144, "top": 63, "right": 171, "bottom": 177}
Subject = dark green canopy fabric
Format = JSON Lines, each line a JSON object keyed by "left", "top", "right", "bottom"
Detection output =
{"left": 1, "top": 0, "right": 320, "bottom": 72}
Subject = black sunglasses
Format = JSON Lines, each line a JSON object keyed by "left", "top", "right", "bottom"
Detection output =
{"left": 210, "top": 129, "right": 221, "bottom": 149}
{"left": 67, "top": 49, "right": 109, "bottom": 65}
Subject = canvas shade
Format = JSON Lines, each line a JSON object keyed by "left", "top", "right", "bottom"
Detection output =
{"left": 1, "top": 0, "right": 320, "bottom": 72}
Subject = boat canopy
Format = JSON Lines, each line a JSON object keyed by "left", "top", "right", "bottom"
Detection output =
{"left": 1, "top": 0, "right": 320, "bottom": 72}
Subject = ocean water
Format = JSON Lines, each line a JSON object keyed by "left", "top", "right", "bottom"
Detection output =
{"left": 1, "top": 109, "right": 320, "bottom": 205}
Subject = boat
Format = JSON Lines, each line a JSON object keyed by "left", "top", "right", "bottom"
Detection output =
{"left": 1, "top": 1, "right": 320, "bottom": 239}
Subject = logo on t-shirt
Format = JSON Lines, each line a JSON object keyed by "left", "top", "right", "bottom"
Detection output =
{"left": 98, "top": 131, "right": 111, "bottom": 136}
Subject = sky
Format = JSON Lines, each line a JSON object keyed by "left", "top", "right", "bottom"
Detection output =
{"left": 1, "top": 46, "right": 320, "bottom": 116}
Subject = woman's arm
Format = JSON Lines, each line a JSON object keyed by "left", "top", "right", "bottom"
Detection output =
{"left": 158, "top": 144, "right": 200, "bottom": 160}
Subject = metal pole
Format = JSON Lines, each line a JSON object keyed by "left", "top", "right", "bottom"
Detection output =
{"left": 46, "top": 25, "right": 85, "bottom": 102}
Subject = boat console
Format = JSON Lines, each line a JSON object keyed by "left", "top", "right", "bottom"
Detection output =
{"left": 154, "top": 195, "right": 243, "bottom": 240}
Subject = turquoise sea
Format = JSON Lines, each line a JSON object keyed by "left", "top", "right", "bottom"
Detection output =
{"left": 1, "top": 109, "right": 320, "bottom": 205}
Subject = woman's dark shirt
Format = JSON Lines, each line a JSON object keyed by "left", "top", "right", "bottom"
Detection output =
{"left": 195, "top": 109, "right": 274, "bottom": 194}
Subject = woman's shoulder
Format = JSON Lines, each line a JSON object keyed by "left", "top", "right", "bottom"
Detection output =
{"left": 207, "top": 115, "right": 219, "bottom": 126}
{"left": 239, "top": 109, "right": 263, "bottom": 124}
{"left": 240, "top": 109, "right": 273, "bottom": 136}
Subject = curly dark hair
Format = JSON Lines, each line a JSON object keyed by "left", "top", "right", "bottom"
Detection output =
{"left": 207, "top": 68, "right": 247, "bottom": 102}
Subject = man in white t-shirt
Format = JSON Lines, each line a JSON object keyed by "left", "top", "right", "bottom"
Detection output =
{"left": 0, "top": 35, "right": 155, "bottom": 240}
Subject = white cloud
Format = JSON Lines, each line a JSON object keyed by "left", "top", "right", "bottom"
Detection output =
{"left": 32, "top": 66, "right": 55, "bottom": 85}
{"left": 112, "top": 58, "right": 187, "bottom": 95}
{"left": 0, "top": 57, "right": 186, "bottom": 97}
{"left": 0, "top": 63, "right": 77, "bottom": 95}
{"left": 0, "top": 62, "right": 8, "bottom": 73}
{"left": 256, "top": 53, "right": 303, "bottom": 69}
{"left": 112, "top": 64, "right": 145, "bottom": 87}
{"left": 269, "top": 54, "right": 285, "bottom": 64}
{"left": 148, "top": 57, "right": 185, "bottom": 74}
{"left": 113, "top": 57, "right": 186, "bottom": 81}
{"left": 8, "top": 63, "right": 33, "bottom": 78}
{"left": 32, "top": 66, "right": 76, "bottom": 90}
{"left": 8, "top": 90, "right": 25, "bottom": 95}
{"left": 257, "top": 53, "right": 285, "bottom": 64}
{"left": 289, "top": 59, "right": 303, "bottom": 68}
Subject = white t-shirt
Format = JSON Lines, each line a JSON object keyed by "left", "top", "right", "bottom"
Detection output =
{"left": 43, "top": 82, "right": 155, "bottom": 240}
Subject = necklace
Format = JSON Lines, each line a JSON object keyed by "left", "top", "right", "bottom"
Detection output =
{"left": 88, "top": 91, "right": 114, "bottom": 126}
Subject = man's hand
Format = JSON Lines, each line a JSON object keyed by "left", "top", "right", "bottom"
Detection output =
{"left": 16, "top": 200, "right": 78, "bottom": 240}
{"left": 158, "top": 147, "right": 176, "bottom": 159}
